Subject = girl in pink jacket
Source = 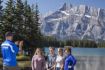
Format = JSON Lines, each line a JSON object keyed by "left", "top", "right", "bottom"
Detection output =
{"left": 31, "top": 48, "right": 46, "bottom": 70}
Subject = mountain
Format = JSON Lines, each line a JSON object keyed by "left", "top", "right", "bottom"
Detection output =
{"left": 41, "top": 3, "right": 105, "bottom": 41}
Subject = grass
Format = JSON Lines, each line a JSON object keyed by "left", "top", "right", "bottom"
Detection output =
{"left": 17, "top": 55, "right": 31, "bottom": 68}
{"left": 16, "top": 55, "right": 30, "bottom": 61}
{"left": 0, "top": 55, "right": 31, "bottom": 69}
{"left": 18, "top": 61, "right": 31, "bottom": 68}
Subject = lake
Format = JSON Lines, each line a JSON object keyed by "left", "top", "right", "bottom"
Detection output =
{"left": 44, "top": 48, "right": 105, "bottom": 56}
{"left": 44, "top": 48, "right": 105, "bottom": 70}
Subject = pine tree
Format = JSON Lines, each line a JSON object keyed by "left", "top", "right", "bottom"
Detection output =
{"left": 0, "top": 0, "right": 2, "bottom": 18}
{"left": 23, "top": 1, "right": 42, "bottom": 45}
{"left": 23, "top": 0, "right": 33, "bottom": 39}
{"left": 31, "top": 3, "right": 41, "bottom": 41}
{"left": 0, "top": 0, "right": 3, "bottom": 32}
{"left": 1, "top": 0, "right": 42, "bottom": 46}
{"left": 15, "top": 0, "right": 24, "bottom": 33}
{"left": 3, "top": 0, "right": 15, "bottom": 33}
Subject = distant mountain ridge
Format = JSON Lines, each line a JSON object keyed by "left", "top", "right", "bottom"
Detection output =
{"left": 41, "top": 3, "right": 105, "bottom": 41}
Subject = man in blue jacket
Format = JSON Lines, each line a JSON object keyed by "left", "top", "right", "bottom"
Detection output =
{"left": 64, "top": 47, "right": 76, "bottom": 70}
{"left": 1, "top": 32, "right": 19, "bottom": 70}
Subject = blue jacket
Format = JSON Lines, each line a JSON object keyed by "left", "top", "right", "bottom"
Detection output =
{"left": 64, "top": 54, "right": 76, "bottom": 70}
{"left": 1, "top": 40, "right": 19, "bottom": 66}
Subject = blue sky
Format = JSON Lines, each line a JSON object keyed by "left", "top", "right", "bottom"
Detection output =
{"left": 2, "top": 0, "right": 105, "bottom": 14}
{"left": 27, "top": 0, "right": 105, "bottom": 14}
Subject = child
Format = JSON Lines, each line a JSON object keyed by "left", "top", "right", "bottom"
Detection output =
{"left": 31, "top": 48, "right": 46, "bottom": 70}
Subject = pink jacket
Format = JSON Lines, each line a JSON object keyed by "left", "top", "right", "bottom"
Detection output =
{"left": 31, "top": 55, "right": 46, "bottom": 70}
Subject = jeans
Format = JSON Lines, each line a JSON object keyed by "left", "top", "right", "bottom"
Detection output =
{"left": 56, "top": 67, "right": 60, "bottom": 70}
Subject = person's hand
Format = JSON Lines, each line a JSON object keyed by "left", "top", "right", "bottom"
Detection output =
{"left": 19, "top": 41, "right": 23, "bottom": 47}
{"left": 52, "top": 65, "right": 56, "bottom": 70}
{"left": 68, "top": 65, "right": 72, "bottom": 68}
{"left": 15, "top": 41, "right": 19, "bottom": 45}
{"left": 60, "top": 64, "right": 64, "bottom": 70}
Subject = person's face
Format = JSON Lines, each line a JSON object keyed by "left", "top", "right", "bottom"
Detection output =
{"left": 37, "top": 49, "right": 42, "bottom": 56}
{"left": 6, "top": 36, "right": 13, "bottom": 41}
{"left": 49, "top": 48, "right": 54, "bottom": 55}
{"left": 19, "top": 41, "right": 23, "bottom": 46}
{"left": 65, "top": 50, "right": 69, "bottom": 55}
{"left": 58, "top": 49, "right": 63, "bottom": 56}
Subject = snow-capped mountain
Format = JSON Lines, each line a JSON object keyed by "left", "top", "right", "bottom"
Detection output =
{"left": 41, "top": 3, "right": 105, "bottom": 41}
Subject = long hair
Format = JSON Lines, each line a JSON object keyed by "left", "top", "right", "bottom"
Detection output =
{"left": 34, "top": 48, "right": 43, "bottom": 56}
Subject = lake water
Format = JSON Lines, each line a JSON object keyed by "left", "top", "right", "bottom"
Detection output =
{"left": 44, "top": 48, "right": 105, "bottom": 70}
{"left": 44, "top": 48, "right": 105, "bottom": 56}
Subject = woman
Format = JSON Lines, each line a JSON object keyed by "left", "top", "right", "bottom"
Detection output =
{"left": 55, "top": 48, "right": 64, "bottom": 70}
{"left": 31, "top": 48, "right": 46, "bottom": 70}
{"left": 64, "top": 47, "right": 76, "bottom": 70}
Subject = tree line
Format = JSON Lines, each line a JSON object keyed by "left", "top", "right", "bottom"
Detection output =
{"left": 42, "top": 36, "right": 105, "bottom": 48}
{"left": 0, "top": 0, "right": 105, "bottom": 48}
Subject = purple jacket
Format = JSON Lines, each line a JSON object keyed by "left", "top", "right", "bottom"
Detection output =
{"left": 32, "top": 55, "right": 46, "bottom": 70}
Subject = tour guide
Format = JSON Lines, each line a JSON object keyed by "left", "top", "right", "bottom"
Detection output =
{"left": 1, "top": 32, "right": 20, "bottom": 70}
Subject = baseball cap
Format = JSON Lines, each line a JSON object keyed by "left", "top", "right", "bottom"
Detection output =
{"left": 5, "top": 32, "right": 14, "bottom": 37}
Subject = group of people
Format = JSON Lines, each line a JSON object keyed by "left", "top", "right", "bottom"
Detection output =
{"left": 32, "top": 47, "right": 76, "bottom": 70}
{"left": 1, "top": 32, "right": 76, "bottom": 70}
